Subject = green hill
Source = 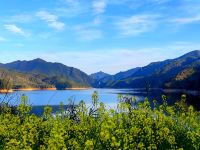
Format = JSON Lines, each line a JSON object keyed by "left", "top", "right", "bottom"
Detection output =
{"left": 96, "top": 50, "right": 200, "bottom": 90}
{"left": 0, "top": 59, "right": 93, "bottom": 89}
{"left": 1, "top": 50, "right": 200, "bottom": 90}
{"left": 0, "top": 67, "right": 53, "bottom": 89}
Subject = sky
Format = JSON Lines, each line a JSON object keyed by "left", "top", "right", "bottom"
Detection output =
{"left": 0, "top": 0, "right": 200, "bottom": 74}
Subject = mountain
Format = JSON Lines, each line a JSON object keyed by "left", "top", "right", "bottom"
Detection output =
{"left": 90, "top": 71, "right": 110, "bottom": 81}
{"left": 0, "top": 50, "right": 200, "bottom": 90}
{"left": 94, "top": 67, "right": 141, "bottom": 87}
{"left": 0, "top": 58, "right": 93, "bottom": 89}
{"left": 0, "top": 67, "right": 53, "bottom": 89}
{"left": 113, "top": 67, "right": 141, "bottom": 80}
{"left": 96, "top": 50, "right": 200, "bottom": 90}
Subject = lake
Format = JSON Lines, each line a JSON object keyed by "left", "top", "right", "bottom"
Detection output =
{"left": 1, "top": 88, "right": 200, "bottom": 115}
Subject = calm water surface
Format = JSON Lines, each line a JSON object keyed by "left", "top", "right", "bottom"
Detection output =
{"left": 1, "top": 88, "right": 200, "bottom": 111}
{"left": 1, "top": 89, "right": 126, "bottom": 107}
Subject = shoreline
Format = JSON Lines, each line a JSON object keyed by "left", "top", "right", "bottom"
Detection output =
{"left": 0, "top": 88, "right": 199, "bottom": 94}
{"left": 13, "top": 88, "right": 57, "bottom": 91}
{"left": 65, "top": 87, "right": 92, "bottom": 90}
{"left": 0, "top": 87, "right": 92, "bottom": 93}
{"left": 0, "top": 89, "right": 13, "bottom": 93}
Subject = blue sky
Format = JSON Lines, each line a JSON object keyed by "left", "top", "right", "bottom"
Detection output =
{"left": 0, "top": 0, "right": 200, "bottom": 74}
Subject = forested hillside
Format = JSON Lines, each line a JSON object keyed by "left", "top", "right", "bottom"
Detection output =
{"left": 0, "top": 59, "right": 93, "bottom": 89}
{"left": 95, "top": 50, "right": 200, "bottom": 90}
{"left": 1, "top": 50, "right": 200, "bottom": 90}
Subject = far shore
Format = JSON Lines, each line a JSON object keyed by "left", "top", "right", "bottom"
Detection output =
{"left": 0, "top": 89, "right": 13, "bottom": 93}
{"left": 13, "top": 88, "right": 57, "bottom": 91}
{"left": 0, "top": 87, "right": 92, "bottom": 93}
{"left": 1, "top": 88, "right": 199, "bottom": 95}
{"left": 65, "top": 87, "right": 92, "bottom": 90}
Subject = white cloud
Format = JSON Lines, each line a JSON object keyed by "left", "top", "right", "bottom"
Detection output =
{"left": 36, "top": 11, "right": 65, "bottom": 30}
{"left": 9, "top": 14, "right": 33, "bottom": 23}
{"left": 64, "top": 0, "right": 79, "bottom": 6}
{"left": 36, "top": 11, "right": 57, "bottom": 22}
{"left": 151, "top": 0, "right": 171, "bottom": 4}
{"left": 56, "top": 0, "right": 90, "bottom": 18}
{"left": 4, "top": 24, "right": 25, "bottom": 36}
{"left": 108, "top": 0, "right": 171, "bottom": 7}
{"left": 93, "top": 16, "right": 103, "bottom": 25}
{"left": 0, "top": 41, "right": 199, "bottom": 74}
{"left": 93, "top": 0, "right": 107, "bottom": 15}
{"left": 116, "top": 14, "right": 159, "bottom": 37}
{"left": 49, "top": 21, "right": 65, "bottom": 30}
{"left": 171, "top": 15, "right": 200, "bottom": 24}
{"left": 51, "top": 42, "right": 199, "bottom": 74}
{"left": 75, "top": 26, "right": 103, "bottom": 41}
{"left": 92, "top": 0, "right": 107, "bottom": 26}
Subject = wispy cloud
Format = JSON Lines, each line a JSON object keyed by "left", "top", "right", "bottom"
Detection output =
{"left": 108, "top": 0, "right": 171, "bottom": 8}
{"left": 9, "top": 14, "right": 34, "bottom": 23}
{"left": 64, "top": 0, "right": 79, "bottom": 6}
{"left": 0, "top": 40, "right": 199, "bottom": 74}
{"left": 93, "top": 15, "right": 103, "bottom": 25}
{"left": 171, "top": 15, "right": 200, "bottom": 24}
{"left": 7, "top": 41, "right": 199, "bottom": 74}
{"left": 116, "top": 14, "right": 159, "bottom": 37}
{"left": 93, "top": 0, "right": 107, "bottom": 15}
{"left": 36, "top": 11, "right": 65, "bottom": 30}
{"left": 75, "top": 26, "right": 103, "bottom": 41}
{"left": 167, "top": 0, "right": 200, "bottom": 25}
{"left": 4, "top": 24, "right": 26, "bottom": 36}
{"left": 151, "top": 0, "right": 171, "bottom": 4}
{"left": 56, "top": 0, "right": 90, "bottom": 18}
{"left": 92, "top": 0, "right": 107, "bottom": 26}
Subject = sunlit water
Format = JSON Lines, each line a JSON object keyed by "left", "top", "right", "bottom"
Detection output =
{"left": 1, "top": 89, "right": 134, "bottom": 106}
{"left": 1, "top": 88, "right": 200, "bottom": 115}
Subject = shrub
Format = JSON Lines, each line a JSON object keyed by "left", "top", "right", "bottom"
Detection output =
{"left": 0, "top": 92, "right": 199, "bottom": 149}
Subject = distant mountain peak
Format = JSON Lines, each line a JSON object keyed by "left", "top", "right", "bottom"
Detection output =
{"left": 32, "top": 58, "right": 46, "bottom": 63}
{"left": 179, "top": 50, "right": 200, "bottom": 58}
{"left": 1, "top": 58, "right": 93, "bottom": 87}
{"left": 90, "top": 71, "right": 110, "bottom": 81}
{"left": 91, "top": 71, "right": 109, "bottom": 75}
{"left": 97, "top": 71, "right": 108, "bottom": 74}
{"left": 189, "top": 50, "right": 200, "bottom": 55}
{"left": 96, "top": 50, "right": 200, "bottom": 89}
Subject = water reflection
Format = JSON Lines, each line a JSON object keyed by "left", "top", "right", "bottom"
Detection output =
{"left": 117, "top": 88, "right": 200, "bottom": 110}
{"left": 0, "top": 88, "right": 200, "bottom": 114}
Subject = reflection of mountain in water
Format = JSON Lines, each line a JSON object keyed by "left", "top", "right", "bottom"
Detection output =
{"left": 116, "top": 89, "right": 200, "bottom": 110}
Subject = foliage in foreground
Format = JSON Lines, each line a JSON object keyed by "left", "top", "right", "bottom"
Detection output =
{"left": 0, "top": 92, "right": 200, "bottom": 150}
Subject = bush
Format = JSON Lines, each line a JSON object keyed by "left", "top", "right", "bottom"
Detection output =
{"left": 0, "top": 79, "right": 12, "bottom": 90}
{"left": 55, "top": 81, "right": 71, "bottom": 90}
{"left": 0, "top": 92, "right": 199, "bottom": 149}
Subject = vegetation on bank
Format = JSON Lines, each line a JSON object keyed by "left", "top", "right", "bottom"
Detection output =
{"left": 0, "top": 92, "right": 200, "bottom": 149}
{"left": 93, "top": 50, "right": 200, "bottom": 90}
{"left": 0, "top": 69, "right": 90, "bottom": 91}
{"left": 1, "top": 50, "right": 200, "bottom": 90}
{"left": 0, "top": 58, "right": 92, "bottom": 90}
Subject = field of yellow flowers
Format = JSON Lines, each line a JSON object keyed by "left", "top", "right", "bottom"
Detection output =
{"left": 0, "top": 92, "right": 199, "bottom": 149}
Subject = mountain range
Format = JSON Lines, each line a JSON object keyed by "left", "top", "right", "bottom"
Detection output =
{"left": 90, "top": 71, "right": 110, "bottom": 81}
{"left": 0, "top": 50, "right": 200, "bottom": 90}
{"left": 92, "top": 50, "right": 200, "bottom": 90}
{"left": 0, "top": 58, "right": 93, "bottom": 89}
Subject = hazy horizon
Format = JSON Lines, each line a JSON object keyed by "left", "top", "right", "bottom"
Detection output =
{"left": 1, "top": 0, "right": 200, "bottom": 74}
{"left": 1, "top": 50, "right": 199, "bottom": 75}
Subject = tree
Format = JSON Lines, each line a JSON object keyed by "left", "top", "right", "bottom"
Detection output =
{"left": 0, "top": 71, "right": 12, "bottom": 90}
{"left": 55, "top": 81, "right": 71, "bottom": 90}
